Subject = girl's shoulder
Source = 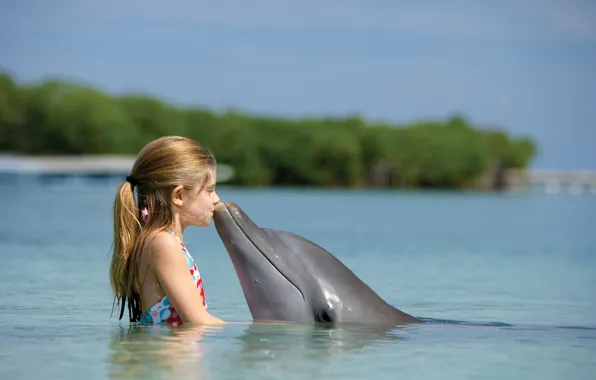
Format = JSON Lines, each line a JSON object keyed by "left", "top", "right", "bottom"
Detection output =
{"left": 143, "top": 230, "right": 192, "bottom": 280}
{"left": 144, "top": 230, "right": 184, "bottom": 261}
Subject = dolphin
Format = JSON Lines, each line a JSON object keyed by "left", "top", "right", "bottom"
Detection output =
{"left": 213, "top": 201, "right": 421, "bottom": 326}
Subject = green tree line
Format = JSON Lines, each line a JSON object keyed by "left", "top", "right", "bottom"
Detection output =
{"left": 0, "top": 72, "right": 537, "bottom": 189}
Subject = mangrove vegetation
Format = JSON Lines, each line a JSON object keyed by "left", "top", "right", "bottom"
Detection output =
{"left": 0, "top": 72, "right": 538, "bottom": 189}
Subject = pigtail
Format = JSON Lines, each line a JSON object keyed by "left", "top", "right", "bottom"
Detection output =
{"left": 109, "top": 179, "right": 142, "bottom": 322}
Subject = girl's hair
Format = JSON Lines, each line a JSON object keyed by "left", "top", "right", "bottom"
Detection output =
{"left": 109, "top": 136, "right": 216, "bottom": 323}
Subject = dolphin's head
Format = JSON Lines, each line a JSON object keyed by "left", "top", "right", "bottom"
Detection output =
{"left": 213, "top": 201, "right": 325, "bottom": 323}
{"left": 213, "top": 202, "right": 421, "bottom": 326}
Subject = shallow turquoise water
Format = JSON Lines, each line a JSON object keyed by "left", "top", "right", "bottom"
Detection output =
{"left": 0, "top": 179, "right": 595, "bottom": 379}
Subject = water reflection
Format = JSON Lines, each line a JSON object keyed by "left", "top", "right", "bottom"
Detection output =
{"left": 107, "top": 322, "right": 415, "bottom": 379}
{"left": 227, "top": 323, "right": 412, "bottom": 376}
{"left": 107, "top": 324, "right": 218, "bottom": 379}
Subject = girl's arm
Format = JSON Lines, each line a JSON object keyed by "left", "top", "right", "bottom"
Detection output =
{"left": 148, "top": 232, "right": 225, "bottom": 325}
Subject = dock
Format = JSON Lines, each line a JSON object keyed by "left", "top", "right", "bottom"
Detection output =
{"left": 507, "top": 169, "right": 596, "bottom": 195}
{"left": 0, "top": 154, "right": 235, "bottom": 183}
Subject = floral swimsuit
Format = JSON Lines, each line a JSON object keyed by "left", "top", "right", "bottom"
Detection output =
{"left": 140, "top": 229, "right": 207, "bottom": 325}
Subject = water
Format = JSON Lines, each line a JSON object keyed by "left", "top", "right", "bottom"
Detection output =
{"left": 0, "top": 178, "right": 595, "bottom": 379}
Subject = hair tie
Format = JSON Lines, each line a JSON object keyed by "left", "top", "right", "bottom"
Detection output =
{"left": 141, "top": 207, "right": 149, "bottom": 223}
{"left": 126, "top": 175, "right": 139, "bottom": 187}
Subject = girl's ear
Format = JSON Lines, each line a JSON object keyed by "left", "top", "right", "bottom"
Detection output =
{"left": 171, "top": 185, "right": 185, "bottom": 207}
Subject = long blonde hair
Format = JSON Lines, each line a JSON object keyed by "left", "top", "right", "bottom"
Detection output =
{"left": 109, "top": 136, "right": 216, "bottom": 322}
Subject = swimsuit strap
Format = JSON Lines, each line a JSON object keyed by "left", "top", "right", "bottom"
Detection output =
{"left": 165, "top": 228, "right": 181, "bottom": 242}
{"left": 164, "top": 228, "right": 208, "bottom": 308}
{"left": 165, "top": 228, "right": 186, "bottom": 248}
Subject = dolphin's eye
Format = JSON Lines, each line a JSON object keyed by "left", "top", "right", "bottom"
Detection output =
{"left": 317, "top": 310, "right": 333, "bottom": 324}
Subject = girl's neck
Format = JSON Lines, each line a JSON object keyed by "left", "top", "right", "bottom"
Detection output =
{"left": 168, "top": 215, "right": 185, "bottom": 243}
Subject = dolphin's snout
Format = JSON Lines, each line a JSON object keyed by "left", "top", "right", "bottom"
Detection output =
{"left": 213, "top": 201, "right": 249, "bottom": 228}
{"left": 214, "top": 202, "right": 227, "bottom": 213}
{"left": 223, "top": 201, "right": 239, "bottom": 209}
{"left": 214, "top": 201, "right": 239, "bottom": 211}
{"left": 214, "top": 201, "right": 239, "bottom": 215}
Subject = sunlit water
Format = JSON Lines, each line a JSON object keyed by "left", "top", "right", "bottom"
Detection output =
{"left": 0, "top": 178, "right": 594, "bottom": 379}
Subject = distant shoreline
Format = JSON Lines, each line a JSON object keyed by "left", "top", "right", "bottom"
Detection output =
{"left": 1, "top": 154, "right": 595, "bottom": 195}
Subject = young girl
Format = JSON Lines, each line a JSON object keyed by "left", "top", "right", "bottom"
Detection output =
{"left": 109, "top": 135, "right": 225, "bottom": 326}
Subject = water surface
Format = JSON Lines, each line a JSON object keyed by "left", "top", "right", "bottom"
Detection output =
{"left": 1, "top": 179, "right": 594, "bottom": 379}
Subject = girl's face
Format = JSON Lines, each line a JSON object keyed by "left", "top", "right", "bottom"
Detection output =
{"left": 174, "top": 169, "right": 220, "bottom": 228}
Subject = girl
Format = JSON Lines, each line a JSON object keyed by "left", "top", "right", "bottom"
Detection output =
{"left": 109, "top": 135, "right": 225, "bottom": 326}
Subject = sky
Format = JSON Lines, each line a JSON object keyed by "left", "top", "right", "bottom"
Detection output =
{"left": 1, "top": 0, "right": 595, "bottom": 169}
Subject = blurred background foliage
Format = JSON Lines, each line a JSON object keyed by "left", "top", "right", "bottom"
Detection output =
{"left": 0, "top": 73, "right": 537, "bottom": 189}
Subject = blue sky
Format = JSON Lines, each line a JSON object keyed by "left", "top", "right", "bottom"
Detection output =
{"left": 1, "top": 0, "right": 595, "bottom": 169}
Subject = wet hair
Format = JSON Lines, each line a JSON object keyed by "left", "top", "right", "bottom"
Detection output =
{"left": 109, "top": 136, "right": 216, "bottom": 322}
